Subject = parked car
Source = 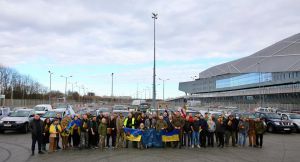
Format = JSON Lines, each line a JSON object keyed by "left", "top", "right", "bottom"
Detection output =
{"left": 113, "top": 105, "right": 128, "bottom": 111}
{"left": 33, "top": 104, "right": 53, "bottom": 116}
{"left": 0, "top": 108, "right": 35, "bottom": 133}
{"left": 41, "top": 107, "right": 75, "bottom": 121}
{"left": 138, "top": 103, "right": 151, "bottom": 113}
{"left": 112, "top": 109, "right": 129, "bottom": 117}
{"left": 254, "top": 112, "right": 294, "bottom": 133}
{"left": 90, "top": 107, "right": 111, "bottom": 117}
{"left": 0, "top": 107, "right": 10, "bottom": 120}
{"left": 280, "top": 113, "right": 300, "bottom": 132}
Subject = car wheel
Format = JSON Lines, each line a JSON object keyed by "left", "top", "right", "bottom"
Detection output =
{"left": 267, "top": 125, "right": 274, "bottom": 133}
{"left": 0, "top": 129, "right": 4, "bottom": 133}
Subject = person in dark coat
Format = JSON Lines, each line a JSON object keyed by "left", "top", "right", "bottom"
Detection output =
{"left": 215, "top": 116, "right": 226, "bottom": 148}
{"left": 199, "top": 115, "right": 208, "bottom": 148}
{"left": 42, "top": 118, "right": 51, "bottom": 151}
{"left": 107, "top": 114, "right": 117, "bottom": 148}
{"left": 225, "top": 115, "right": 238, "bottom": 147}
{"left": 30, "top": 114, "right": 45, "bottom": 155}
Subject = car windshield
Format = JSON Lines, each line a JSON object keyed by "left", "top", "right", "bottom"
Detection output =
{"left": 34, "top": 106, "right": 45, "bottom": 111}
{"left": 9, "top": 111, "right": 30, "bottom": 117}
{"left": 289, "top": 114, "right": 300, "bottom": 119}
{"left": 114, "top": 106, "right": 127, "bottom": 110}
{"left": 266, "top": 113, "right": 281, "bottom": 119}
{"left": 43, "top": 111, "right": 61, "bottom": 118}
{"left": 56, "top": 104, "right": 68, "bottom": 109}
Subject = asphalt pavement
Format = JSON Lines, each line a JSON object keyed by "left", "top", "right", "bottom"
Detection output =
{"left": 0, "top": 131, "right": 300, "bottom": 162}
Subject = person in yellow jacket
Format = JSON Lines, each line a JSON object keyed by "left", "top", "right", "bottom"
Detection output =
{"left": 49, "top": 119, "right": 62, "bottom": 152}
{"left": 123, "top": 113, "right": 135, "bottom": 148}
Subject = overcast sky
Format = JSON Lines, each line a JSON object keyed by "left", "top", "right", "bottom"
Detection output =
{"left": 0, "top": 0, "right": 300, "bottom": 99}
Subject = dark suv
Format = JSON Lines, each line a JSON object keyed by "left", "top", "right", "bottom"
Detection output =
{"left": 255, "top": 112, "right": 294, "bottom": 133}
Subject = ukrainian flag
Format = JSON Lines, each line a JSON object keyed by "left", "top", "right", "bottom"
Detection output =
{"left": 161, "top": 130, "right": 180, "bottom": 142}
{"left": 124, "top": 128, "right": 143, "bottom": 142}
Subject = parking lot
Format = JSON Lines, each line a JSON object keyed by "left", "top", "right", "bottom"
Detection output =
{"left": 0, "top": 131, "right": 299, "bottom": 162}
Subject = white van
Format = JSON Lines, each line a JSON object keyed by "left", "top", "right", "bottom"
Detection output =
{"left": 33, "top": 104, "right": 53, "bottom": 116}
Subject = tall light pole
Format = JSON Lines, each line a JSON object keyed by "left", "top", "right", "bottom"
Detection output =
{"left": 111, "top": 73, "right": 114, "bottom": 97}
{"left": 159, "top": 78, "right": 170, "bottom": 101}
{"left": 48, "top": 71, "right": 53, "bottom": 104}
{"left": 61, "top": 75, "right": 72, "bottom": 101}
{"left": 152, "top": 12, "right": 158, "bottom": 110}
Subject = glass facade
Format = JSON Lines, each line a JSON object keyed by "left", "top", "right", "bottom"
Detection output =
{"left": 216, "top": 73, "right": 272, "bottom": 89}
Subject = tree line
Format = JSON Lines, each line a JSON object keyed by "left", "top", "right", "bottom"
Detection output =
{"left": 0, "top": 64, "right": 49, "bottom": 99}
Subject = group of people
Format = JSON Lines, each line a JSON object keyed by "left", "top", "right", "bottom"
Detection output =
{"left": 29, "top": 109, "right": 267, "bottom": 155}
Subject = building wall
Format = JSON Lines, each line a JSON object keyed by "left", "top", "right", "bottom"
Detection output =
{"left": 179, "top": 71, "right": 300, "bottom": 94}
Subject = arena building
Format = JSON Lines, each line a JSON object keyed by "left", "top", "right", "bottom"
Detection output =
{"left": 176, "top": 33, "right": 300, "bottom": 111}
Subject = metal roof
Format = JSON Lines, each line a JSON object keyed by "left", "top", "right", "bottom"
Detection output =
{"left": 199, "top": 33, "right": 300, "bottom": 78}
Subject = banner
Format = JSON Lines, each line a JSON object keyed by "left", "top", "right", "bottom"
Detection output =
{"left": 161, "top": 129, "right": 180, "bottom": 142}
{"left": 124, "top": 128, "right": 143, "bottom": 142}
{"left": 142, "top": 129, "right": 162, "bottom": 148}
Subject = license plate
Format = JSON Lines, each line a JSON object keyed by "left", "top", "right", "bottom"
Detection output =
{"left": 4, "top": 124, "right": 11, "bottom": 127}
{"left": 284, "top": 128, "right": 290, "bottom": 131}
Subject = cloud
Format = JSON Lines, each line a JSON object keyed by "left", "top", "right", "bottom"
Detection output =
{"left": 0, "top": 0, "right": 300, "bottom": 98}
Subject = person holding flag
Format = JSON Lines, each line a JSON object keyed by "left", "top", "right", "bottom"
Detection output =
{"left": 171, "top": 111, "right": 185, "bottom": 149}
{"left": 124, "top": 113, "right": 136, "bottom": 148}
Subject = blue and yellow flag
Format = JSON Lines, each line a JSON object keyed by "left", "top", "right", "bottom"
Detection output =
{"left": 161, "top": 130, "right": 180, "bottom": 142}
{"left": 123, "top": 128, "right": 143, "bottom": 142}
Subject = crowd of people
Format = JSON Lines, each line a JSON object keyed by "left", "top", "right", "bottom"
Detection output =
{"left": 29, "top": 109, "right": 267, "bottom": 156}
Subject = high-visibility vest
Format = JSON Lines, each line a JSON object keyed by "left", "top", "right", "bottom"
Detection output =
{"left": 124, "top": 117, "right": 135, "bottom": 129}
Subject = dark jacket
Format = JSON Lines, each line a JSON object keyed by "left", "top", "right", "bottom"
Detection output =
{"left": 191, "top": 120, "right": 200, "bottom": 132}
{"left": 80, "top": 119, "right": 91, "bottom": 133}
{"left": 216, "top": 121, "right": 226, "bottom": 133}
{"left": 225, "top": 118, "right": 238, "bottom": 132}
{"left": 183, "top": 121, "right": 192, "bottom": 133}
{"left": 107, "top": 118, "right": 117, "bottom": 135}
{"left": 199, "top": 119, "right": 208, "bottom": 132}
{"left": 30, "top": 119, "right": 44, "bottom": 137}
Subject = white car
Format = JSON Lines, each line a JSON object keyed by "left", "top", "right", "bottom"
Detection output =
{"left": 113, "top": 105, "right": 128, "bottom": 111}
{"left": 0, "top": 109, "right": 35, "bottom": 133}
{"left": 33, "top": 104, "right": 53, "bottom": 116}
{"left": 281, "top": 113, "right": 300, "bottom": 132}
{"left": 41, "top": 107, "right": 75, "bottom": 122}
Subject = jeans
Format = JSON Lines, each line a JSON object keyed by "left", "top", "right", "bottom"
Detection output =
{"left": 80, "top": 131, "right": 89, "bottom": 148}
{"left": 183, "top": 132, "right": 192, "bottom": 147}
{"left": 192, "top": 131, "right": 199, "bottom": 146}
{"left": 238, "top": 132, "right": 247, "bottom": 146}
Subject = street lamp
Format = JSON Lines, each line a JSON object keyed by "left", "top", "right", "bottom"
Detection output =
{"left": 48, "top": 71, "right": 53, "bottom": 104}
{"left": 159, "top": 78, "right": 170, "bottom": 101}
{"left": 61, "top": 75, "right": 72, "bottom": 101}
{"left": 152, "top": 12, "right": 158, "bottom": 110}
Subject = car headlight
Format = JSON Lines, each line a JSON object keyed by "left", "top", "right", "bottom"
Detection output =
{"left": 274, "top": 122, "right": 280, "bottom": 125}
{"left": 0, "top": 120, "right": 3, "bottom": 124}
{"left": 15, "top": 121, "right": 25, "bottom": 124}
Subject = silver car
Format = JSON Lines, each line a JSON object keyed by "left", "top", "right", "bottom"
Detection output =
{"left": 0, "top": 109, "right": 34, "bottom": 133}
